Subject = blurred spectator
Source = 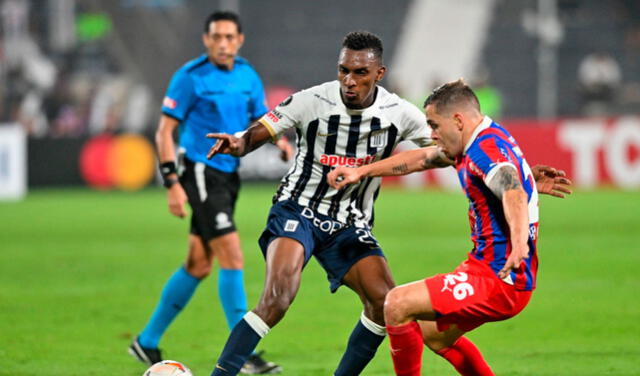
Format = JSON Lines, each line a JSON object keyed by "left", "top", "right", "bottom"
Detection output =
{"left": 577, "top": 52, "right": 622, "bottom": 116}
{"left": 2, "top": 0, "right": 57, "bottom": 135}
{"left": 471, "top": 67, "right": 502, "bottom": 120}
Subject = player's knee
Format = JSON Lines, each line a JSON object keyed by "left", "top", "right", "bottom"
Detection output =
{"left": 255, "top": 293, "right": 293, "bottom": 327}
{"left": 256, "top": 276, "right": 299, "bottom": 326}
{"left": 218, "top": 248, "right": 244, "bottom": 269}
{"left": 383, "top": 287, "right": 409, "bottom": 325}
{"left": 185, "top": 257, "right": 212, "bottom": 279}
{"left": 363, "top": 292, "right": 387, "bottom": 325}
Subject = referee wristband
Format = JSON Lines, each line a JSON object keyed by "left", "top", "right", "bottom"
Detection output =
{"left": 159, "top": 161, "right": 177, "bottom": 178}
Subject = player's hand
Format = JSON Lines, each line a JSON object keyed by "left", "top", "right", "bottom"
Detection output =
{"left": 327, "top": 166, "right": 363, "bottom": 190}
{"left": 276, "top": 137, "right": 294, "bottom": 162}
{"left": 531, "top": 164, "right": 572, "bottom": 198}
{"left": 498, "top": 243, "right": 529, "bottom": 279}
{"left": 167, "top": 183, "right": 188, "bottom": 218}
{"left": 206, "top": 133, "right": 245, "bottom": 158}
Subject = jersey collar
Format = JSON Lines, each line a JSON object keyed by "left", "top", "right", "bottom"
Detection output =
{"left": 463, "top": 115, "right": 493, "bottom": 155}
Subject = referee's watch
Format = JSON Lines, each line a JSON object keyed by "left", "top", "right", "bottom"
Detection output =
{"left": 163, "top": 177, "right": 179, "bottom": 189}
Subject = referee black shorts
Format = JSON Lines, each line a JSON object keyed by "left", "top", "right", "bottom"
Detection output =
{"left": 179, "top": 157, "right": 240, "bottom": 241}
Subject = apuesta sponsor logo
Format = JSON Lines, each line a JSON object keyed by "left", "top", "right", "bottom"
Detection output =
{"left": 319, "top": 154, "right": 376, "bottom": 167}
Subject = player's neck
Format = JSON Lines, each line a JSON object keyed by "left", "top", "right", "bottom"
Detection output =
{"left": 209, "top": 57, "right": 234, "bottom": 71}
{"left": 461, "top": 114, "right": 486, "bottom": 150}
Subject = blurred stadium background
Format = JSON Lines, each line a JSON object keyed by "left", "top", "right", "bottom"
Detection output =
{"left": 1, "top": 0, "right": 639, "bottom": 375}
{"left": 1, "top": 0, "right": 640, "bottom": 193}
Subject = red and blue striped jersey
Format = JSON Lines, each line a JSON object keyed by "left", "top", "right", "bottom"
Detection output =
{"left": 454, "top": 116, "right": 539, "bottom": 291}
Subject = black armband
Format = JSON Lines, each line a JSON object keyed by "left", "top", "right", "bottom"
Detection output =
{"left": 159, "top": 161, "right": 177, "bottom": 178}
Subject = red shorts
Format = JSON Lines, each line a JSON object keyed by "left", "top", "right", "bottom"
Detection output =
{"left": 425, "top": 257, "right": 532, "bottom": 332}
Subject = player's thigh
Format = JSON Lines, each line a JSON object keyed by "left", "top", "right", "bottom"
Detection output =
{"left": 384, "top": 280, "right": 437, "bottom": 325}
{"left": 315, "top": 226, "right": 387, "bottom": 295}
{"left": 208, "top": 231, "right": 243, "bottom": 269}
{"left": 254, "top": 237, "right": 306, "bottom": 326}
{"left": 343, "top": 255, "right": 395, "bottom": 305}
{"left": 263, "top": 237, "right": 306, "bottom": 283}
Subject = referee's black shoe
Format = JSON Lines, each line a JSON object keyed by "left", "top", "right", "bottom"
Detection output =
{"left": 128, "top": 336, "right": 162, "bottom": 365}
{"left": 240, "top": 351, "right": 282, "bottom": 374}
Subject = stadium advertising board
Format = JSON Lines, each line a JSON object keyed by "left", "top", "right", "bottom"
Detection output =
{"left": 394, "top": 115, "right": 640, "bottom": 190}
{"left": 0, "top": 124, "right": 27, "bottom": 200}
{"left": 25, "top": 116, "right": 640, "bottom": 189}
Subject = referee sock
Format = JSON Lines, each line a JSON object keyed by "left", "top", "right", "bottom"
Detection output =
{"left": 211, "top": 311, "right": 270, "bottom": 376}
{"left": 218, "top": 269, "right": 249, "bottom": 330}
{"left": 139, "top": 266, "right": 200, "bottom": 349}
{"left": 386, "top": 321, "right": 423, "bottom": 376}
{"left": 436, "top": 336, "right": 495, "bottom": 376}
{"left": 334, "top": 312, "right": 386, "bottom": 376}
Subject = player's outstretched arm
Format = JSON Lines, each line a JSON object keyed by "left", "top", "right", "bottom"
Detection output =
{"left": 327, "top": 146, "right": 452, "bottom": 190}
{"left": 531, "top": 164, "right": 573, "bottom": 198}
{"left": 207, "top": 121, "right": 273, "bottom": 159}
{"left": 487, "top": 166, "right": 530, "bottom": 279}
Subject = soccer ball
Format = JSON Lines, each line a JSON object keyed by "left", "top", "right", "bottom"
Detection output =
{"left": 143, "top": 360, "right": 193, "bottom": 376}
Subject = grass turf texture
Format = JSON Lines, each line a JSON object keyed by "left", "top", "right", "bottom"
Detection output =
{"left": 1, "top": 185, "right": 638, "bottom": 375}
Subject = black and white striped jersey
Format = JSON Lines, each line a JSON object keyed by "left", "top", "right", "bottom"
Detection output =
{"left": 259, "top": 80, "right": 432, "bottom": 227}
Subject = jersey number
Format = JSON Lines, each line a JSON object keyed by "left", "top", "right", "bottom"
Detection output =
{"left": 442, "top": 272, "right": 475, "bottom": 301}
{"left": 356, "top": 229, "right": 377, "bottom": 246}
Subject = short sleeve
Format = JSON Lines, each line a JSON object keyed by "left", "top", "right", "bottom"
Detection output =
{"left": 161, "top": 68, "right": 196, "bottom": 121}
{"left": 258, "top": 89, "right": 311, "bottom": 140}
{"left": 249, "top": 73, "right": 268, "bottom": 121}
{"left": 467, "top": 136, "right": 518, "bottom": 185}
{"left": 400, "top": 101, "right": 432, "bottom": 147}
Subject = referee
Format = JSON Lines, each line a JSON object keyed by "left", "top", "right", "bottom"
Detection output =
{"left": 129, "top": 11, "right": 290, "bottom": 374}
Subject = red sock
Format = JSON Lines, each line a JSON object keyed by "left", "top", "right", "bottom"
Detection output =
{"left": 436, "top": 336, "right": 494, "bottom": 376}
{"left": 386, "top": 321, "right": 424, "bottom": 376}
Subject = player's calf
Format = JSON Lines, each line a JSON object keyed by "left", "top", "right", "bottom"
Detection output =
{"left": 434, "top": 336, "right": 495, "bottom": 376}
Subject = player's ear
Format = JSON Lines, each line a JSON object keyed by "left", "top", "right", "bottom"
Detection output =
{"left": 237, "top": 33, "right": 245, "bottom": 48}
{"left": 454, "top": 113, "right": 464, "bottom": 130}
{"left": 376, "top": 65, "right": 386, "bottom": 82}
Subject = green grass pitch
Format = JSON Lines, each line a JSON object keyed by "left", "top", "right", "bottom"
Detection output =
{"left": 1, "top": 185, "right": 638, "bottom": 375}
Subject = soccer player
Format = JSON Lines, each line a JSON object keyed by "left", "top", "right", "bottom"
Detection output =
{"left": 205, "top": 31, "right": 432, "bottom": 376}
{"left": 327, "top": 79, "right": 572, "bottom": 375}
{"left": 128, "top": 11, "right": 290, "bottom": 374}
{"left": 206, "top": 31, "right": 570, "bottom": 376}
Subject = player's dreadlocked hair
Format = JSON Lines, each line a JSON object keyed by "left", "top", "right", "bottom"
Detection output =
{"left": 204, "top": 11, "right": 242, "bottom": 33}
{"left": 342, "top": 31, "right": 384, "bottom": 62}
{"left": 424, "top": 79, "right": 480, "bottom": 113}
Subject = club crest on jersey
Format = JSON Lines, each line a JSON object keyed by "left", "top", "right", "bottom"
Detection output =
{"left": 369, "top": 130, "right": 387, "bottom": 148}
{"left": 279, "top": 95, "right": 293, "bottom": 107}
{"left": 319, "top": 154, "right": 376, "bottom": 167}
